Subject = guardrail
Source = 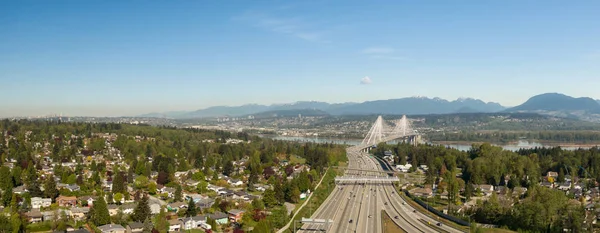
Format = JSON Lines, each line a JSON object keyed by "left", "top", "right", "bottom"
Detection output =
{"left": 403, "top": 190, "right": 471, "bottom": 226}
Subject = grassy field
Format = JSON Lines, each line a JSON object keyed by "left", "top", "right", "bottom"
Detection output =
{"left": 289, "top": 154, "right": 306, "bottom": 164}
{"left": 382, "top": 210, "right": 406, "bottom": 233}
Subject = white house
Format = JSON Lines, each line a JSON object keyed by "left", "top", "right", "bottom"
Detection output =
{"left": 180, "top": 216, "right": 207, "bottom": 230}
{"left": 168, "top": 219, "right": 181, "bottom": 232}
{"left": 396, "top": 164, "right": 412, "bottom": 173}
{"left": 31, "top": 197, "right": 52, "bottom": 209}
{"left": 227, "top": 179, "right": 243, "bottom": 187}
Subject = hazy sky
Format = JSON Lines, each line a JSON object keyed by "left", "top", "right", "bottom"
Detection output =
{"left": 1, "top": 1, "right": 599, "bottom": 117}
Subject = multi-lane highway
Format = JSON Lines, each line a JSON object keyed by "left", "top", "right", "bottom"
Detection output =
{"left": 297, "top": 147, "right": 465, "bottom": 233}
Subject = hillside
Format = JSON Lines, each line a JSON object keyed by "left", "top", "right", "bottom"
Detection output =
{"left": 327, "top": 97, "right": 505, "bottom": 115}
{"left": 141, "top": 97, "right": 505, "bottom": 118}
{"left": 506, "top": 93, "right": 600, "bottom": 113}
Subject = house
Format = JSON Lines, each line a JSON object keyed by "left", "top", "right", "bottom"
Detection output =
{"left": 56, "top": 195, "right": 77, "bottom": 207}
{"left": 546, "top": 171, "right": 558, "bottom": 178}
{"left": 233, "top": 191, "right": 249, "bottom": 200}
{"left": 185, "top": 179, "right": 200, "bottom": 187}
{"left": 70, "top": 207, "right": 90, "bottom": 221}
{"left": 25, "top": 211, "right": 43, "bottom": 223}
{"left": 160, "top": 187, "right": 176, "bottom": 198}
{"left": 97, "top": 224, "right": 126, "bottom": 233}
{"left": 65, "top": 184, "right": 81, "bottom": 192}
{"left": 228, "top": 179, "right": 243, "bottom": 187}
{"left": 168, "top": 219, "right": 181, "bottom": 232}
{"left": 69, "top": 228, "right": 92, "bottom": 233}
{"left": 186, "top": 194, "right": 203, "bottom": 203}
{"left": 558, "top": 182, "right": 571, "bottom": 191}
{"left": 121, "top": 203, "right": 136, "bottom": 215}
{"left": 13, "top": 185, "right": 28, "bottom": 194}
{"left": 228, "top": 209, "right": 244, "bottom": 222}
{"left": 108, "top": 204, "right": 120, "bottom": 216}
{"left": 540, "top": 181, "right": 554, "bottom": 188}
{"left": 78, "top": 196, "right": 97, "bottom": 206}
{"left": 475, "top": 185, "right": 494, "bottom": 196}
{"left": 168, "top": 202, "right": 187, "bottom": 212}
{"left": 180, "top": 215, "right": 207, "bottom": 230}
{"left": 410, "top": 188, "right": 433, "bottom": 198}
{"left": 42, "top": 209, "right": 68, "bottom": 221}
{"left": 196, "top": 198, "right": 214, "bottom": 210}
{"left": 207, "top": 212, "right": 229, "bottom": 225}
{"left": 207, "top": 184, "right": 224, "bottom": 193}
{"left": 126, "top": 222, "right": 144, "bottom": 233}
{"left": 31, "top": 197, "right": 52, "bottom": 209}
{"left": 396, "top": 164, "right": 412, "bottom": 173}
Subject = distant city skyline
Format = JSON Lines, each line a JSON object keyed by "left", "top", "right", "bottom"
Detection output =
{"left": 1, "top": 1, "right": 599, "bottom": 117}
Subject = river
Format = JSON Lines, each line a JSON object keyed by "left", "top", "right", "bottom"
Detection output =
{"left": 261, "top": 135, "right": 599, "bottom": 151}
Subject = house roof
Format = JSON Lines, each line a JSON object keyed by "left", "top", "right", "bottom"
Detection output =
{"left": 128, "top": 222, "right": 144, "bottom": 229}
{"left": 69, "top": 228, "right": 91, "bottom": 233}
{"left": 97, "top": 224, "right": 126, "bottom": 232}
{"left": 168, "top": 219, "right": 180, "bottom": 225}
{"left": 208, "top": 212, "right": 228, "bottom": 220}
{"left": 228, "top": 209, "right": 244, "bottom": 215}
{"left": 26, "top": 211, "right": 43, "bottom": 218}
{"left": 56, "top": 195, "right": 77, "bottom": 201}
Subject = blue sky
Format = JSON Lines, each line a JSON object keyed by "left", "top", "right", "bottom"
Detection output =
{"left": 1, "top": 1, "right": 599, "bottom": 116}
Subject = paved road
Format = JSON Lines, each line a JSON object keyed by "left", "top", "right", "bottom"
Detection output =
{"left": 297, "top": 147, "right": 466, "bottom": 233}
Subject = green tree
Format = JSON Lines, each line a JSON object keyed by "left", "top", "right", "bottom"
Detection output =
{"left": 142, "top": 217, "right": 153, "bottom": 233}
{"left": 223, "top": 160, "right": 234, "bottom": 176}
{"left": 290, "top": 186, "right": 301, "bottom": 203}
{"left": 148, "top": 182, "right": 157, "bottom": 195}
{"left": 196, "top": 181, "right": 208, "bottom": 194}
{"left": 154, "top": 207, "right": 169, "bottom": 233}
{"left": 112, "top": 172, "right": 125, "bottom": 194}
{"left": 185, "top": 198, "right": 197, "bottom": 217}
{"left": 207, "top": 218, "right": 218, "bottom": 232}
{"left": 43, "top": 175, "right": 59, "bottom": 201}
{"left": 0, "top": 215, "right": 12, "bottom": 233}
{"left": 262, "top": 189, "right": 277, "bottom": 208}
{"left": 132, "top": 195, "right": 151, "bottom": 222}
{"left": 252, "top": 219, "right": 272, "bottom": 233}
{"left": 91, "top": 195, "right": 111, "bottom": 226}
{"left": 114, "top": 193, "right": 124, "bottom": 205}
{"left": 251, "top": 199, "right": 264, "bottom": 210}
{"left": 134, "top": 176, "right": 150, "bottom": 189}
{"left": 66, "top": 174, "right": 77, "bottom": 185}
{"left": 0, "top": 166, "right": 13, "bottom": 191}
{"left": 174, "top": 185, "right": 182, "bottom": 202}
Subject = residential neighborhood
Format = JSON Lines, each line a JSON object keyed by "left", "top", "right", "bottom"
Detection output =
{"left": 0, "top": 121, "right": 344, "bottom": 233}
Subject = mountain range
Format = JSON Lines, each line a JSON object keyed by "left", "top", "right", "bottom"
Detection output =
{"left": 140, "top": 93, "right": 600, "bottom": 121}
{"left": 140, "top": 97, "right": 505, "bottom": 118}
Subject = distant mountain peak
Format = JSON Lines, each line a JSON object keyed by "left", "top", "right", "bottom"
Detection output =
{"left": 506, "top": 93, "right": 600, "bottom": 114}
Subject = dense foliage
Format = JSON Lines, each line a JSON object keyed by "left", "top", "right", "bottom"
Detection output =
{"left": 373, "top": 142, "right": 594, "bottom": 232}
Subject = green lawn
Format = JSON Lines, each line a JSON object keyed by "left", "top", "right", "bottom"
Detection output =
{"left": 289, "top": 154, "right": 306, "bottom": 164}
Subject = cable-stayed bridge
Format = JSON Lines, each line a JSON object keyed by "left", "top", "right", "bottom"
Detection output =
{"left": 354, "top": 115, "right": 421, "bottom": 152}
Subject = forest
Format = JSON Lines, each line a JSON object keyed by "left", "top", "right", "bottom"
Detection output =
{"left": 428, "top": 130, "right": 600, "bottom": 144}
{"left": 373, "top": 142, "right": 596, "bottom": 232}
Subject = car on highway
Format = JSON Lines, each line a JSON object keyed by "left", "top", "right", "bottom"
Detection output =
{"left": 349, "top": 219, "right": 353, "bottom": 223}
{"left": 394, "top": 216, "right": 399, "bottom": 219}
{"left": 384, "top": 202, "right": 388, "bottom": 205}
{"left": 368, "top": 215, "right": 372, "bottom": 218}
{"left": 437, "top": 222, "right": 442, "bottom": 226}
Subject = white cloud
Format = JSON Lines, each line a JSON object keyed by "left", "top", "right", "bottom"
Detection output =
{"left": 360, "top": 76, "right": 372, "bottom": 85}
{"left": 370, "top": 55, "right": 407, "bottom": 61}
{"left": 234, "top": 12, "right": 329, "bottom": 43}
{"left": 362, "top": 47, "right": 395, "bottom": 54}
